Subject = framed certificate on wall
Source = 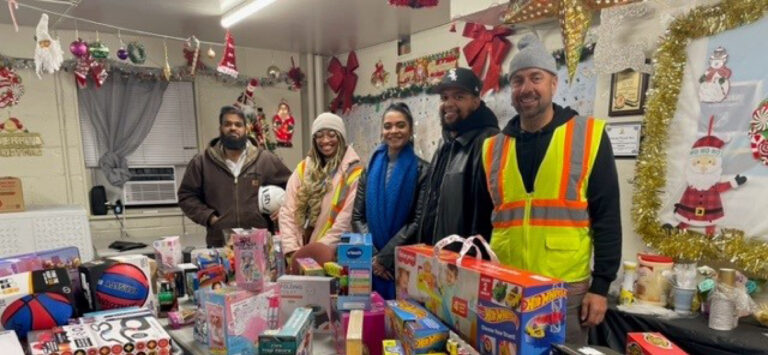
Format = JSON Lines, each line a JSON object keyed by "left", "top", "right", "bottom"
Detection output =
{"left": 609, "top": 69, "right": 649, "bottom": 117}
{"left": 605, "top": 122, "right": 642, "bottom": 158}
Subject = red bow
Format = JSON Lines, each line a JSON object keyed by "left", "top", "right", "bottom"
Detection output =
{"left": 462, "top": 23, "right": 513, "bottom": 95}
{"left": 327, "top": 51, "right": 359, "bottom": 114}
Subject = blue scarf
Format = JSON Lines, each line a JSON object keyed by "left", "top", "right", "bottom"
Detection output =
{"left": 366, "top": 143, "right": 418, "bottom": 251}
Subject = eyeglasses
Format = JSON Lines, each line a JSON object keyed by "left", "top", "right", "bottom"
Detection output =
{"left": 313, "top": 130, "right": 338, "bottom": 140}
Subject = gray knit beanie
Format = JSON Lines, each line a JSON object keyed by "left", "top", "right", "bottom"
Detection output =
{"left": 508, "top": 34, "right": 557, "bottom": 76}
{"left": 311, "top": 112, "right": 346, "bottom": 141}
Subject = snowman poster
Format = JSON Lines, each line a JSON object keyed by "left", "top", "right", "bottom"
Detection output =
{"left": 659, "top": 16, "right": 768, "bottom": 239}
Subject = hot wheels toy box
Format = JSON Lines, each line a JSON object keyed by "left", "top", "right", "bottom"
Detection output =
{"left": 205, "top": 283, "right": 280, "bottom": 355}
{"left": 385, "top": 299, "right": 449, "bottom": 354}
{"left": 396, "top": 244, "right": 566, "bottom": 355}
{"left": 626, "top": 332, "right": 688, "bottom": 355}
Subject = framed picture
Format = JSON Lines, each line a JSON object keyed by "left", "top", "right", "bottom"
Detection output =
{"left": 608, "top": 69, "right": 649, "bottom": 116}
{"left": 605, "top": 122, "right": 642, "bottom": 158}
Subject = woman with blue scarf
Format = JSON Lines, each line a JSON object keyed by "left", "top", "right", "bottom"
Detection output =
{"left": 352, "top": 103, "right": 429, "bottom": 300}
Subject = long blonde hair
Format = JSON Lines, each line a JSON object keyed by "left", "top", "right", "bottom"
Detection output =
{"left": 294, "top": 134, "right": 347, "bottom": 229}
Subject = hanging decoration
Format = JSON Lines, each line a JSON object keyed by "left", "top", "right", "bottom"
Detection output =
{"left": 207, "top": 47, "right": 216, "bottom": 59}
{"left": 388, "top": 0, "right": 438, "bottom": 8}
{"left": 0, "top": 66, "right": 24, "bottom": 109}
{"left": 632, "top": 0, "right": 768, "bottom": 277}
{"left": 162, "top": 41, "right": 172, "bottom": 81}
{"left": 7, "top": 0, "right": 18, "bottom": 32}
{"left": 593, "top": 2, "right": 654, "bottom": 75}
{"left": 183, "top": 36, "right": 201, "bottom": 76}
{"left": 116, "top": 31, "right": 128, "bottom": 61}
{"left": 749, "top": 99, "right": 768, "bottom": 166}
{"left": 69, "top": 38, "right": 88, "bottom": 58}
{"left": 266, "top": 65, "right": 282, "bottom": 80}
{"left": 127, "top": 41, "right": 146, "bottom": 65}
{"left": 286, "top": 57, "right": 305, "bottom": 91}
{"left": 88, "top": 32, "right": 109, "bottom": 60}
{"left": 462, "top": 23, "right": 513, "bottom": 96}
{"left": 217, "top": 30, "right": 238, "bottom": 78}
{"left": 502, "top": 0, "right": 642, "bottom": 82}
{"left": 327, "top": 51, "right": 359, "bottom": 113}
{"left": 0, "top": 117, "right": 43, "bottom": 157}
{"left": 33, "top": 14, "right": 64, "bottom": 79}
{"left": 370, "top": 60, "right": 389, "bottom": 89}
{"left": 273, "top": 100, "right": 295, "bottom": 148}
{"left": 396, "top": 48, "right": 459, "bottom": 88}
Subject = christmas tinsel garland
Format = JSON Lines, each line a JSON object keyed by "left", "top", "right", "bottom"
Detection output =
{"left": 632, "top": 0, "right": 768, "bottom": 277}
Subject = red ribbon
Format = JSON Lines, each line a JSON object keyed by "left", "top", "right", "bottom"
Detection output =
{"left": 327, "top": 51, "right": 358, "bottom": 114}
{"left": 462, "top": 23, "right": 513, "bottom": 96}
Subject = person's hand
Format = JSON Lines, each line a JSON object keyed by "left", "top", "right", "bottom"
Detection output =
{"left": 580, "top": 292, "right": 608, "bottom": 327}
{"left": 208, "top": 214, "right": 220, "bottom": 226}
{"left": 372, "top": 257, "right": 393, "bottom": 280}
{"left": 270, "top": 211, "right": 279, "bottom": 222}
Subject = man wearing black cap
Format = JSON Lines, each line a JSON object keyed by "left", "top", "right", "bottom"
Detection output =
{"left": 417, "top": 67, "right": 500, "bottom": 247}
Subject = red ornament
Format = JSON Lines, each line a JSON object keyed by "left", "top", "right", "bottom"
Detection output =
{"left": 462, "top": 23, "right": 513, "bottom": 96}
{"left": 287, "top": 56, "right": 305, "bottom": 91}
{"left": 273, "top": 101, "right": 295, "bottom": 147}
{"left": 217, "top": 30, "right": 238, "bottom": 78}
{"left": 326, "top": 51, "right": 359, "bottom": 114}
{"left": 0, "top": 66, "right": 24, "bottom": 108}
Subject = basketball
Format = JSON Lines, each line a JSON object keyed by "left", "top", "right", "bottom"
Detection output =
{"left": 1, "top": 292, "right": 73, "bottom": 338}
{"left": 96, "top": 263, "right": 149, "bottom": 309}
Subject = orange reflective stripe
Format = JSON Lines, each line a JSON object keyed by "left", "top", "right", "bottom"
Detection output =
{"left": 559, "top": 119, "right": 575, "bottom": 200}
{"left": 531, "top": 199, "right": 588, "bottom": 209}
{"left": 484, "top": 136, "right": 496, "bottom": 183}
{"left": 497, "top": 136, "right": 510, "bottom": 205}
{"left": 529, "top": 219, "right": 591, "bottom": 227}
{"left": 576, "top": 118, "right": 595, "bottom": 199}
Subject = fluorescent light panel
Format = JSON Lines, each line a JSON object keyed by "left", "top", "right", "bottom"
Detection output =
{"left": 221, "top": 0, "right": 277, "bottom": 28}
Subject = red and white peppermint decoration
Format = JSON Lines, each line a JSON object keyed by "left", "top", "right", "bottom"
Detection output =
{"left": 749, "top": 99, "right": 768, "bottom": 165}
{"left": 0, "top": 66, "right": 24, "bottom": 108}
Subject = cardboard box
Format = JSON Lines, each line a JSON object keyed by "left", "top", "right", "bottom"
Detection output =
{"left": 205, "top": 284, "right": 280, "bottom": 355}
{"left": 385, "top": 299, "right": 449, "bottom": 354}
{"left": 626, "top": 333, "right": 688, "bottom": 355}
{"left": 346, "top": 310, "right": 364, "bottom": 355}
{"left": 153, "top": 236, "right": 183, "bottom": 271}
{"left": 232, "top": 228, "right": 269, "bottom": 292}
{"left": 259, "top": 307, "right": 314, "bottom": 355}
{"left": 337, "top": 233, "right": 373, "bottom": 311}
{"left": 552, "top": 344, "right": 622, "bottom": 355}
{"left": 0, "top": 330, "right": 24, "bottom": 355}
{"left": 0, "top": 268, "right": 76, "bottom": 337}
{"left": 396, "top": 244, "right": 566, "bottom": 355}
{"left": 79, "top": 255, "right": 156, "bottom": 314}
{"left": 28, "top": 315, "right": 172, "bottom": 355}
{"left": 278, "top": 275, "right": 337, "bottom": 333}
{"left": 0, "top": 177, "right": 24, "bottom": 213}
{"left": 333, "top": 292, "right": 387, "bottom": 355}
{"left": 382, "top": 340, "right": 406, "bottom": 355}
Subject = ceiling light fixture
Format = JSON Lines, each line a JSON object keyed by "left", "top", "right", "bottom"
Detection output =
{"left": 220, "top": 0, "right": 277, "bottom": 28}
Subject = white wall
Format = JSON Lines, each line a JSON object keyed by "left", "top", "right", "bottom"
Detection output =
{"left": 0, "top": 23, "right": 306, "bottom": 247}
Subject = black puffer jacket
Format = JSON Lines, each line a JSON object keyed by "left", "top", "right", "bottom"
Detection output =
{"left": 418, "top": 102, "right": 500, "bottom": 246}
{"left": 351, "top": 158, "right": 430, "bottom": 271}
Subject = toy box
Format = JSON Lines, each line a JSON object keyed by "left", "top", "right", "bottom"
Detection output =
{"left": 0, "top": 268, "right": 76, "bottom": 338}
{"left": 383, "top": 340, "right": 406, "bottom": 355}
{"left": 396, "top": 244, "right": 567, "bottom": 355}
{"left": 79, "top": 255, "right": 156, "bottom": 314}
{"left": 259, "top": 307, "right": 314, "bottom": 355}
{"left": 296, "top": 258, "right": 324, "bottom": 276}
{"left": 267, "top": 235, "right": 285, "bottom": 282}
{"left": 626, "top": 333, "right": 688, "bottom": 355}
{"left": 232, "top": 228, "right": 269, "bottom": 292}
{"left": 0, "top": 177, "right": 24, "bottom": 213}
{"left": 333, "top": 292, "right": 387, "bottom": 355}
{"left": 153, "top": 236, "right": 182, "bottom": 271}
{"left": 0, "top": 253, "right": 42, "bottom": 274}
{"left": 28, "top": 315, "right": 172, "bottom": 355}
{"left": 337, "top": 233, "right": 373, "bottom": 311}
{"left": 278, "top": 275, "right": 337, "bottom": 333}
{"left": 385, "top": 299, "right": 449, "bottom": 354}
{"left": 177, "top": 263, "right": 198, "bottom": 298}
{"left": 0, "top": 329, "right": 25, "bottom": 355}
{"left": 205, "top": 283, "right": 280, "bottom": 355}
{"left": 192, "top": 247, "right": 234, "bottom": 282}
{"left": 346, "top": 310, "right": 364, "bottom": 355}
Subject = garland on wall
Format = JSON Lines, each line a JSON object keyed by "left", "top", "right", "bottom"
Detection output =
{"left": 352, "top": 42, "right": 595, "bottom": 105}
{"left": 632, "top": 0, "right": 768, "bottom": 277}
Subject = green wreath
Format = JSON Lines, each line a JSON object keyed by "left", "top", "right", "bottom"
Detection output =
{"left": 127, "top": 41, "right": 146, "bottom": 65}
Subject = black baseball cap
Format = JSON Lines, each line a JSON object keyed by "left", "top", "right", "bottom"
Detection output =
{"left": 430, "top": 67, "right": 482, "bottom": 96}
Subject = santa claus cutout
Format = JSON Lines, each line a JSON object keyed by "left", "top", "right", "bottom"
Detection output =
{"left": 272, "top": 101, "right": 295, "bottom": 148}
{"left": 673, "top": 115, "right": 747, "bottom": 236}
{"left": 698, "top": 47, "right": 732, "bottom": 103}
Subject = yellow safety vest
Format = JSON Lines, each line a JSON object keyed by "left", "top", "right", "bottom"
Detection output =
{"left": 296, "top": 159, "right": 362, "bottom": 241}
{"left": 482, "top": 116, "right": 605, "bottom": 282}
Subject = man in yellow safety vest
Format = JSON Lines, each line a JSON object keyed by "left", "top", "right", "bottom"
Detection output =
{"left": 482, "top": 34, "right": 622, "bottom": 345}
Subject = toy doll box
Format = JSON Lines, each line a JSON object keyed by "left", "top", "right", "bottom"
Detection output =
{"left": 385, "top": 299, "right": 449, "bottom": 354}
{"left": 205, "top": 283, "right": 279, "bottom": 355}
{"left": 395, "top": 244, "right": 566, "bottom": 355}
{"left": 626, "top": 333, "right": 688, "bottom": 355}
{"left": 232, "top": 228, "right": 269, "bottom": 293}
{"left": 258, "top": 307, "right": 314, "bottom": 355}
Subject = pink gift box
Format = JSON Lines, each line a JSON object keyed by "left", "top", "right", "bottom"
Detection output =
{"left": 334, "top": 292, "right": 387, "bottom": 355}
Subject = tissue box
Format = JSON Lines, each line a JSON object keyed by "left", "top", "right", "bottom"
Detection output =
{"left": 278, "top": 275, "right": 337, "bottom": 333}
{"left": 233, "top": 229, "right": 269, "bottom": 292}
{"left": 0, "top": 330, "right": 24, "bottom": 355}
{"left": 0, "top": 268, "right": 76, "bottom": 338}
{"left": 296, "top": 258, "right": 324, "bottom": 276}
{"left": 79, "top": 255, "right": 156, "bottom": 314}
{"left": 396, "top": 244, "right": 567, "bottom": 355}
{"left": 385, "top": 299, "right": 449, "bottom": 354}
{"left": 337, "top": 233, "right": 373, "bottom": 311}
{"left": 259, "top": 307, "right": 314, "bottom": 355}
{"left": 627, "top": 333, "right": 688, "bottom": 355}
{"left": 153, "top": 236, "right": 182, "bottom": 270}
{"left": 0, "top": 177, "right": 24, "bottom": 213}
{"left": 333, "top": 292, "right": 387, "bottom": 355}
{"left": 206, "top": 283, "right": 280, "bottom": 355}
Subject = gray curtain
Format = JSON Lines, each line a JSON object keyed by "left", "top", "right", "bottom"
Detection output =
{"left": 78, "top": 75, "right": 168, "bottom": 187}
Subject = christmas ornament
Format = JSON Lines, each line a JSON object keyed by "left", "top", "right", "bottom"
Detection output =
{"left": 7, "top": 0, "right": 18, "bottom": 32}
{"left": 462, "top": 23, "right": 513, "bottom": 95}
{"left": 388, "top": 0, "right": 438, "bottom": 8}
{"left": 370, "top": 60, "right": 389, "bottom": 89}
{"left": 235, "top": 78, "right": 258, "bottom": 112}
{"left": 327, "top": 51, "right": 359, "bottom": 114}
{"left": 273, "top": 101, "right": 295, "bottom": 147}
{"left": 698, "top": 47, "right": 732, "bottom": 103}
{"left": 0, "top": 117, "right": 43, "bottom": 157}
{"left": 127, "top": 41, "right": 146, "bottom": 64}
{"left": 0, "top": 66, "right": 24, "bottom": 108}
{"left": 633, "top": 0, "right": 768, "bottom": 278}
{"left": 33, "top": 14, "right": 64, "bottom": 79}
{"left": 69, "top": 39, "right": 88, "bottom": 58}
{"left": 749, "top": 99, "right": 768, "bottom": 165}
{"left": 183, "top": 35, "right": 201, "bottom": 75}
{"left": 207, "top": 47, "right": 216, "bottom": 59}
{"left": 217, "top": 30, "right": 238, "bottom": 78}
{"left": 117, "top": 48, "right": 129, "bottom": 60}
{"left": 88, "top": 42, "right": 109, "bottom": 60}
{"left": 286, "top": 56, "right": 305, "bottom": 90}
{"left": 162, "top": 41, "right": 172, "bottom": 81}
{"left": 266, "top": 65, "right": 282, "bottom": 80}
{"left": 593, "top": 2, "right": 653, "bottom": 75}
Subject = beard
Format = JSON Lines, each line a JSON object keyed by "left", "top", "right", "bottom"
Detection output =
{"left": 221, "top": 133, "right": 247, "bottom": 150}
{"left": 440, "top": 109, "right": 464, "bottom": 131}
{"left": 34, "top": 40, "right": 64, "bottom": 78}
{"left": 685, "top": 164, "right": 722, "bottom": 190}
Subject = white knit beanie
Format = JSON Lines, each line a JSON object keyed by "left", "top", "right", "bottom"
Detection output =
{"left": 311, "top": 112, "right": 346, "bottom": 141}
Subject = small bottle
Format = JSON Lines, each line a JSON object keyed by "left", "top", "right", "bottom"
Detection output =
{"left": 620, "top": 261, "right": 638, "bottom": 305}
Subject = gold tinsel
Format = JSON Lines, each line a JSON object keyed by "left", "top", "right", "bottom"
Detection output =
{"left": 633, "top": 0, "right": 768, "bottom": 278}
{"left": 559, "top": 0, "right": 592, "bottom": 83}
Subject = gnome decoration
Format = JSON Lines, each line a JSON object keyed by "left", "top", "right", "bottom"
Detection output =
{"left": 217, "top": 30, "right": 238, "bottom": 78}
{"left": 272, "top": 101, "right": 295, "bottom": 148}
{"left": 34, "top": 14, "right": 64, "bottom": 79}
{"left": 698, "top": 47, "right": 732, "bottom": 103}
{"left": 673, "top": 115, "right": 747, "bottom": 236}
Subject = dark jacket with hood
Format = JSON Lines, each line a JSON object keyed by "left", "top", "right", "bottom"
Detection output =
{"left": 418, "top": 101, "right": 500, "bottom": 247}
{"left": 502, "top": 104, "right": 622, "bottom": 296}
{"left": 178, "top": 137, "right": 292, "bottom": 247}
{"left": 351, "top": 156, "right": 430, "bottom": 271}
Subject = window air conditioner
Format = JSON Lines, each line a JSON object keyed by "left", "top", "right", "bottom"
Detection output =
{"left": 122, "top": 167, "right": 178, "bottom": 206}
